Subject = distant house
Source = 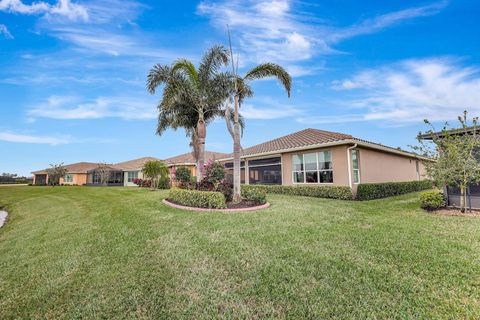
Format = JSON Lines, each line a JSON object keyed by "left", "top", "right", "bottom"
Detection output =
{"left": 32, "top": 157, "right": 162, "bottom": 186}
{"left": 164, "top": 151, "right": 230, "bottom": 180}
{"left": 218, "top": 128, "right": 428, "bottom": 191}
{"left": 32, "top": 162, "right": 99, "bottom": 185}
{"left": 113, "top": 157, "right": 162, "bottom": 186}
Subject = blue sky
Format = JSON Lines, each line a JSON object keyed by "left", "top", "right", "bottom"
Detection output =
{"left": 1, "top": 0, "right": 479, "bottom": 176}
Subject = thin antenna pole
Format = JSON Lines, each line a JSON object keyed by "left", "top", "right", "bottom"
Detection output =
{"left": 227, "top": 25, "right": 237, "bottom": 91}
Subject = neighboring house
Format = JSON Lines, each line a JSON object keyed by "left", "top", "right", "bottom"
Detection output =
{"left": 113, "top": 157, "right": 162, "bottom": 186}
{"left": 418, "top": 127, "right": 480, "bottom": 209}
{"left": 32, "top": 157, "right": 162, "bottom": 186}
{"left": 218, "top": 128, "right": 428, "bottom": 191}
{"left": 32, "top": 162, "right": 99, "bottom": 185}
{"left": 165, "top": 151, "right": 230, "bottom": 180}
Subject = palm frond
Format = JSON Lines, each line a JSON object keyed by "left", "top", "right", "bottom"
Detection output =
{"left": 244, "top": 63, "right": 292, "bottom": 97}
{"left": 198, "top": 45, "right": 229, "bottom": 83}
{"left": 146, "top": 64, "right": 171, "bottom": 94}
{"left": 171, "top": 59, "right": 199, "bottom": 88}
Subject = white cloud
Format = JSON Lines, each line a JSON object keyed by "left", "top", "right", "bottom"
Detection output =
{"left": 327, "top": 1, "right": 447, "bottom": 43}
{"left": 28, "top": 95, "right": 157, "bottom": 120}
{"left": 0, "top": 23, "right": 13, "bottom": 38}
{"left": 331, "top": 71, "right": 377, "bottom": 90}
{"left": 197, "top": 0, "right": 447, "bottom": 73}
{"left": 0, "top": 131, "right": 71, "bottom": 145}
{"left": 322, "top": 58, "right": 480, "bottom": 125}
{"left": 0, "top": 0, "right": 88, "bottom": 21}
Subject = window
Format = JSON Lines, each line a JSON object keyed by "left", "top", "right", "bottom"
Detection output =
{"left": 127, "top": 171, "right": 138, "bottom": 182}
{"left": 224, "top": 162, "right": 245, "bottom": 184}
{"left": 64, "top": 174, "right": 73, "bottom": 183}
{"left": 248, "top": 157, "right": 282, "bottom": 185}
{"left": 292, "top": 151, "right": 333, "bottom": 184}
{"left": 351, "top": 149, "right": 360, "bottom": 184}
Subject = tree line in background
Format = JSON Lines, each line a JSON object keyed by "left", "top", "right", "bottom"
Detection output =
{"left": 0, "top": 173, "right": 32, "bottom": 184}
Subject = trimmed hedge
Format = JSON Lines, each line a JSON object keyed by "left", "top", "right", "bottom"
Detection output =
{"left": 241, "top": 187, "right": 267, "bottom": 204}
{"left": 241, "top": 184, "right": 353, "bottom": 200}
{"left": 168, "top": 188, "right": 226, "bottom": 209}
{"left": 356, "top": 180, "right": 433, "bottom": 200}
{"left": 420, "top": 190, "right": 445, "bottom": 211}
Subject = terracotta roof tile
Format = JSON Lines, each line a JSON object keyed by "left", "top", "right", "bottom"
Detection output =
{"left": 240, "top": 128, "right": 353, "bottom": 157}
{"left": 32, "top": 162, "right": 101, "bottom": 174}
{"left": 113, "top": 157, "right": 162, "bottom": 171}
{"left": 165, "top": 151, "right": 230, "bottom": 165}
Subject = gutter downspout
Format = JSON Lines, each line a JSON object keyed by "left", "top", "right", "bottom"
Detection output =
{"left": 347, "top": 143, "right": 358, "bottom": 189}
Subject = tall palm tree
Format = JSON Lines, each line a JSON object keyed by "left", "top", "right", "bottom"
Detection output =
{"left": 227, "top": 63, "right": 292, "bottom": 202}
{"left": 147, "top": 45, "right": 232, "bottom": 181}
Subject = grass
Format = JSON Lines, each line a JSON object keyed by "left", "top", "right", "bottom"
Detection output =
{"left": 1, "top": 186, "right": 479, "bottom": 319}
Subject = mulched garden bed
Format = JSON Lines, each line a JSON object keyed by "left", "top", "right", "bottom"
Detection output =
{"left": 428, "top": 208, "right": 480, "bottom": 217}
{"left": 163, "top": 199, "right": 270, "bottom": 212}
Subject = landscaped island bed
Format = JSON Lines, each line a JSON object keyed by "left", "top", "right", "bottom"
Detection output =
{"left": 1, "top": 186, "right": 479, "bottom": 319}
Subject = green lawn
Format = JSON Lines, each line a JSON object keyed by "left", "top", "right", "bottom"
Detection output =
{"left": 1, "top": 186, "right": 479, "bottom": 319}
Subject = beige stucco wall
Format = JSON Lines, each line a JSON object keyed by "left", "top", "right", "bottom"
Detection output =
{"left": 357, "top": 147, "right": 426, "bottom": 184}
{"left": 123, "top": 170, "right": 144, "bottom": 186}
{"left": 59, "top": 173, "right": 87, "bottom": 185}
{"left": 280, "top": 145, "right": 350, "bottom": 186}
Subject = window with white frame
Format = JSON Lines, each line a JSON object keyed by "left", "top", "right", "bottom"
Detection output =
{"left": 64, "top": 174, "right": 73, "bottom": 183}
{"left": 351, "top": 149, "right": 360, "bottom": 184}
{"left": 292, "top": 151, "right": 333, "bottom": 183}
{"left": 127, "top": 171, "right": 138, "bottom": 182}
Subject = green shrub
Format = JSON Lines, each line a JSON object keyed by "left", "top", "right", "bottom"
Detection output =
{"left": 420, "top": 190, "right": 445, "bottom": 211}
{"left": 157, "top": 176, "right": 171, "bottom": 189}
{"left": 241, "top": 184, "right": 353, "bottom": 200}
{"left": 241, "top": 186, "right": 267, "bottom": 204}
{"left": 356, "top": 180, "right": 433, "bottom": 200}
{"left": 175, "top": 166, "right": 191, "bottom": 183}
{"left": 168, "top": 188, "right": 226, "bottom": 209}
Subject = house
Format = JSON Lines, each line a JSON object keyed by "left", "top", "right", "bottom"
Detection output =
{"left": 32, "top": 157, "right": 162, "bottom": 186}
{"left": 219, "top": 128, "right": 428, "bottom": 191}
{"left": 113, "top": 157, "right": 162, "bottom": 186}
{"left": 165, "top": 151, "right": 230, "bottom": 180}
{"left": 32, "top": 162, "right": 99, "bottom": 185}
{"left": 31, "top": 128, "right": 427, "bottom": 191}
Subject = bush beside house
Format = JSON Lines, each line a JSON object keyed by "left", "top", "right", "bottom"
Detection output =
{"left": 241, "top": 184, "right": 353, "bottom": 200}
{"left": 241, "top": 187, "right": 267, "bottom": 204}
{"left": 168, "top": 188, "right": 227, "bottom": 209}
{"left": 356, "top": 180, "right": 433, "bottom": 200}
{"left": 420, "top": 190, "right": 446, "bottom": 211}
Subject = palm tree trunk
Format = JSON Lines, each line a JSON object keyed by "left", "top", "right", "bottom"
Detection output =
{"left": 233, "top": 95, "right": 241, "bottom": 203}
{"left": 197, "top": 114, "right": 206, "bottom": 182}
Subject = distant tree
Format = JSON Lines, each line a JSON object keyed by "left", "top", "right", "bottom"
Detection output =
{"left": 1, "top": 173, "right": 17, "bottom": 178}
{"left": 45, "top": 163, "right": 68, "bottom": 186}
{"left": 142, "top": 160, "right": 169, "bottom": 189}
{"left": 96, "top": 163, "right": 111, "bottom": 186}
{"left": 414, "top": 111, "right": 480, "bottom": 212}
